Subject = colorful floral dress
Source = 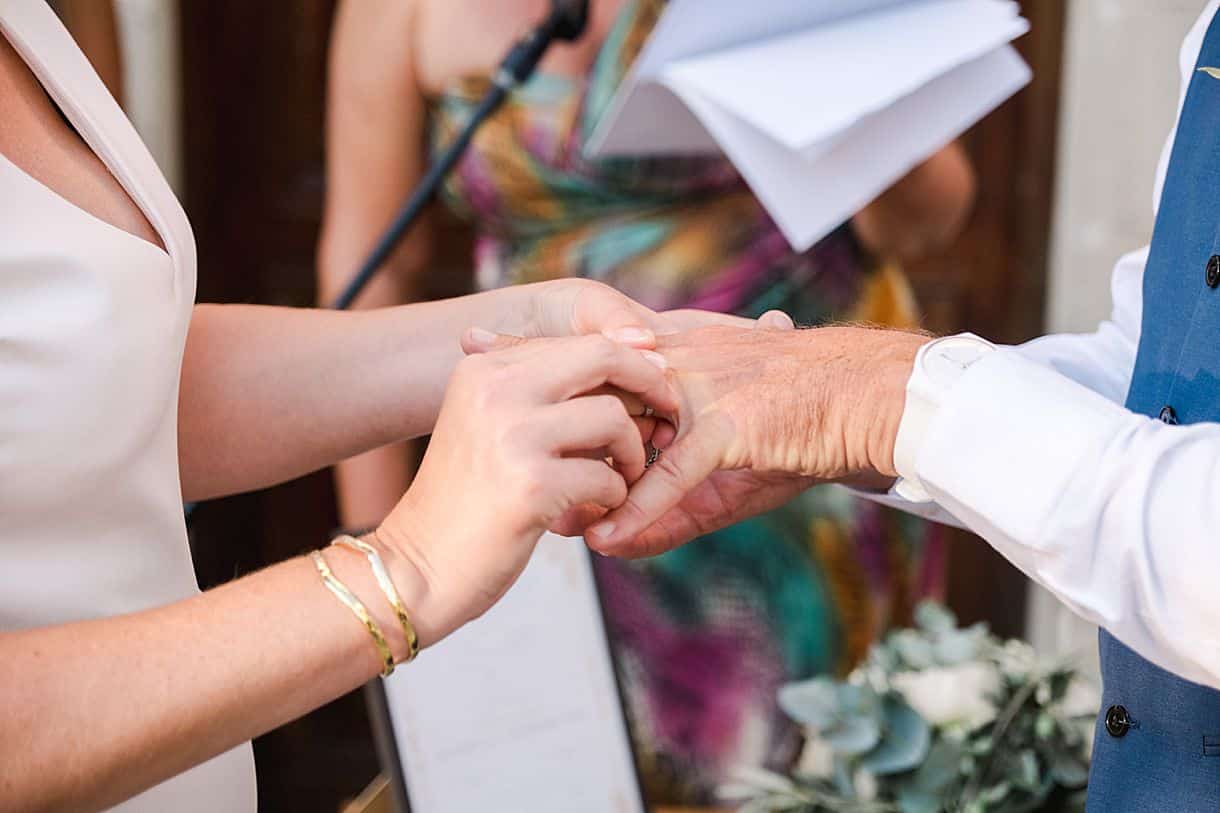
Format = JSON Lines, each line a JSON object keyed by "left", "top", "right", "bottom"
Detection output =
{"left": 430, "top": 0, "right": 946, "bottom": 804}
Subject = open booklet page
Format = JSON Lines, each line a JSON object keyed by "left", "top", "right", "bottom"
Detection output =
{"left": 381, "top": 534, "right": 645, "bottom": 813}
{"left": 589, "top": 0, "right": 1029, "bottom": 250}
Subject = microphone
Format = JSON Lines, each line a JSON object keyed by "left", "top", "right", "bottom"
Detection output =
{"left": 550, "top": 0, "right": 591, "bottom": 41}
{"left": 329, "top": 0, "right": 592, "bottom": 311}
{"left": 186, "top": 1, "right": 594, "bottom": 526}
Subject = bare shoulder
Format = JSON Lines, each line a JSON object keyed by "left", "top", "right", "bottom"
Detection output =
{"left": 410, "top": 0, "right": 545, "bottom": 96}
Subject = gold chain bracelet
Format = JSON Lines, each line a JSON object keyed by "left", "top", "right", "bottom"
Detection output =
{"left": 311, "top": 550, "right": 396, "bottom": 677}
{"left": 332, "top": 534, "right": 420, "bottom": 663}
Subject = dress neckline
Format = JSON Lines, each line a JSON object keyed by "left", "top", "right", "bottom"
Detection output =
{"left": 0, "top": 9, "right": 172, "bottom": 262}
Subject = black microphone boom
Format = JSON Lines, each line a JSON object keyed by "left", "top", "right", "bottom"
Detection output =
{"left": 330, "top": 0, "right": 591, "bottom": 310}
{"left": 184, "top": 2, "right": 590, "bottom": 527}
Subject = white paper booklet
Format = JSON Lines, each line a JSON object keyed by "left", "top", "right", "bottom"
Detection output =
{"left": 588, "top": 0, "right": 1031, "bottom": 251}
{"left": 381, "top": 533, "right": 645, "bottom": 813}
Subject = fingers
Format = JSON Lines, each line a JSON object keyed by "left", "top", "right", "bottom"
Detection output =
{"left": 650, "top": 421, "right": 677, "bottom": 450}
{"left": 551, "top": 458, "right": 628, "bottom": 515}
{"left": 655, "top": 309, "right": 757, "bottom": 333}
{"left": 569, "top": 285, "right": 661, "bottom": 348}
{"left": 585, "top": 429, "right": 723, "bottom": 554}
{"left": 656, "top": 308, "right": 795, "bottom": 333}
{"left": 550, "top": 503, "right": 608, "bottom": 538}
{"left": 498, "top": 335, "right": 677, "bottom": 415}
{"left": 547, "top": 338, "right": 677, "bottom": 416}
{"left": 537, "top": 396, "right": 647, "bottom": 484}
{"left": 755, "top": 309, "right": 796, "bottom": 331}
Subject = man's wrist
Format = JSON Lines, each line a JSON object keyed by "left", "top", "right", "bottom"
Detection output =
{"left": 789, "top": 327, "right": 923, "bottom": 480}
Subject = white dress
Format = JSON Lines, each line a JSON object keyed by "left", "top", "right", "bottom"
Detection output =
{"left": 0, "top": 1, "right": 257, "bottom": 809}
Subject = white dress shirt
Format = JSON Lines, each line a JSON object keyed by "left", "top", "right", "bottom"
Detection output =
{"left": 874, "top": 1, "right": 1220, "bottom": 692}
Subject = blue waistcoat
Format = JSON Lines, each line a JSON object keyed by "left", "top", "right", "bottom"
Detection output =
{"left": 1085, "top": 11, "right": 1220, "bottom": 811}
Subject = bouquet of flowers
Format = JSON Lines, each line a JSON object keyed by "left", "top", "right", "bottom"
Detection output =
{"left": 721, "top": 602, "right": 1098, "bottom": 813}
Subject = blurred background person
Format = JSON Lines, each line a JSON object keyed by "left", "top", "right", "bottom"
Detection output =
{"left": 318, "top": 0, "right": 976, "bottom": 802}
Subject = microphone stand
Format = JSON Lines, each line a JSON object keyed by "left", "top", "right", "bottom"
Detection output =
{"left": 331, "top": 0, "right": 591, "bottom": 309}
{"left": 185, "top": 1, "right": 590, "bottom": 526}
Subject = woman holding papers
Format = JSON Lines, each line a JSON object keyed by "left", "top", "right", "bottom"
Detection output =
{"left": 321, "top": 0, "right": 977, "bottom": 802}
{"left": 0, "top": 3, "right": 710, "bottom": 810}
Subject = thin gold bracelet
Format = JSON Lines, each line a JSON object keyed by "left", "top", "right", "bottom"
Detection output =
{"left": 311, "top": 550, "right": 396, "bottom": 677}
{"left": 332, "top": 534, "right": 420, "bottom": 663}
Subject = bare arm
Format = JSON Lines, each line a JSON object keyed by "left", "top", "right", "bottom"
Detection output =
{"left": 4, "top": 333, "right": 675, "bottom": 813}
{"left": 178, "top": 277, "right": 675, "bottom": 501}
{"left": 1, "top": 548, "right": 415, "bottom": 813}
{"left": 180, "top": 290, "right": 522, "bottom": 501}
{"left": 317, "top": 0, "right": 431, "bottom": 527}
{"left": 851, "top": 142, "right": 976, "bottom": 261}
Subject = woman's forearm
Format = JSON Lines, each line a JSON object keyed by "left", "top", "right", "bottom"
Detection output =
{"left": 178, "top": 288, "right": 533, "bottom": 501}
{"left": 0, "top": 543, "right": 424, "bottom": 813}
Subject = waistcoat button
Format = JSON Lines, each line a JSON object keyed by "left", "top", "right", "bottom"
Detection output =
{"left": 1208, "top": 255, "right": 1220, "bottom": 289}
{"left": 1105, "top": 704, "right": 1132, "bottom": 738}
{"left": 1159, "top": 405, "right": 1179, "bottom": 424}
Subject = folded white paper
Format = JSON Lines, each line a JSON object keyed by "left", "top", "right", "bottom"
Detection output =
{"left": 588, "top": 0, "right": 1031, "bottom": 251}
{"left": 382, "top": 534, "right": 644, "bottom": 813}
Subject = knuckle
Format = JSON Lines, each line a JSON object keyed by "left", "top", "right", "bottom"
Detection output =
{"left": 453, "top": 354, "right": 485, "bottom": 384}
{"left": 591, "top": 394, "right": 628, "bottom": 423}
{"left": 649, "top": 450, "right": 688, "bottom": 488}
{"left": 515, "top": 459, "right": 551, "bottom": 503}
{"left": 582, "top": 333, "right": 618, "bottom": 361}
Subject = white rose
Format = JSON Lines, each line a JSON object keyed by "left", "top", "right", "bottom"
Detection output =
{"left": 892, "top": 662, "right": 1001, "bottom": 729}
{"left": 795, "top": 733, "right": 834, "bottom": 779}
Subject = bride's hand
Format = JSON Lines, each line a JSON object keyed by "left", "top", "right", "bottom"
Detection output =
{"left": 517, "top": 278, "right": 795, "bottom": 349}
{"left": 372, "top": 334, "right": 678, "bottom": 647}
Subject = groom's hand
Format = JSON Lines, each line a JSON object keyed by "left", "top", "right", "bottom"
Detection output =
{"left": 584, "top": 325, "right": 925, "bottom": 558}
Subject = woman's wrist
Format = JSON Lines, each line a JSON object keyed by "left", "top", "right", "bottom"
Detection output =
{"left": 366, "top": 521, "right": 443, "bottom": 651}
{"left": 323, "top": 530, "right": 435, "bottom": 664}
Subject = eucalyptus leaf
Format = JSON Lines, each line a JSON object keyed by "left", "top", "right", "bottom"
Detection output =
{"left": 914, "top": 601, "right": 958, "bottom": 634}
{"left": 717, "top": 783, "right": 763, "bottom": 801}
{"left": 979, "top": 782, "right": 1011, "bottom": 804}
{"left": 730, "top": 766, "right": 799, "bottom": 796}
{"left": 833, "top": 758, "right": 855, "bottom": 798}
{"left": 825, "top": 714, "right": 882, "bottom": 756}
{"left": 1015, "top": 750, "right": 1039, "bottom": 790}
{"left": 892, "top": 631, "right": 937, "bottom": 670}
{"left": 896, "top": 786, "right": 942, "bottom": 813}
{"left": 1051, "top": 752, "right": 1090, "bottom": 788}
{"left": 931, "top": 626, "right": 986, "bottom": 665}
{"left": 1034, "top": 712, "right": 1055, "bottom": 740}
{"left": 913, "top": 740, "right": 964, "bottom": 793}
{"left": 779, "top": 679, "right": 840, "bottom": 730}
{"left": 740, "top": 798, "right": 789, "bottom": 813}
{"left": 861, "top": 699, "right": 932, "bottom": 775}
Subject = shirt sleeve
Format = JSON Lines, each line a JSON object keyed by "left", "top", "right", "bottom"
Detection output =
{"left": 914, "top": 347, "right": 1220, "bottom": 690}
{"left": 849, "top": 2, "right": 1220, "bottom": 687}
{"left": 848, "top": 244, "right": 1145, "bottom": 530}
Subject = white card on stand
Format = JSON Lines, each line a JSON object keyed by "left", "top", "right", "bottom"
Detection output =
{"left": 379, "top": 533, "right": 645, "bottom": 813}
